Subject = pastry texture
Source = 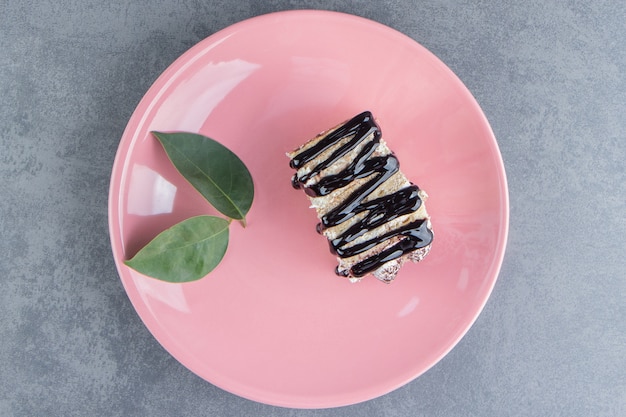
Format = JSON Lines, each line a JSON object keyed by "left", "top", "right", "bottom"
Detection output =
{"left": 288, "top": 111, "right": 433, "bottom": 283}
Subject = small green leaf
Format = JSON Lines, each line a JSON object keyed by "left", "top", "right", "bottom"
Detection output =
{"left": 124, "top": 216, "right": 229, "bottom": 283}
{"left": 152, "top": 131, "right": 254, "bottom": 222}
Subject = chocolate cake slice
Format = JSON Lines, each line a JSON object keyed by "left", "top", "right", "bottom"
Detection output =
{"left": 288, "top": 111, "right": 433, "bottom": 283}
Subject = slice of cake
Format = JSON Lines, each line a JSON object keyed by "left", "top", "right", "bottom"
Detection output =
{"left": 288, "top": 111, "right": 433, "bottom": 283}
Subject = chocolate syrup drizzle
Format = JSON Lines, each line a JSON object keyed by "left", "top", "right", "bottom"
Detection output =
{"left": 291, "top": 111, "right": 433, "bottom": 277}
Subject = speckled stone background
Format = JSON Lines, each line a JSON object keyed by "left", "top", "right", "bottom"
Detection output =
{"left": 1, "top": 1, "right": 624, "bottom": 416}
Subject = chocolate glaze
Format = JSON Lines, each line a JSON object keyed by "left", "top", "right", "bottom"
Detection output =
{"left": 319, "top": 154, "right": 399, "bottom": 227}
{"left": 328, "top": 186, "right": 423, "bottom": 257}
{"left": 290, "top": 111, "right": 433, "bottom": 278}
{"left": 350, "top": 221, "right": 433, "bottom": 277}
{"left": 289, "top": 111, "right": 380, "bottom": 172}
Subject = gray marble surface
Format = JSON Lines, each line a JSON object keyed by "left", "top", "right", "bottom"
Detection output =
{"left": 1, "top": 1, "right": 624, "bottom": 416}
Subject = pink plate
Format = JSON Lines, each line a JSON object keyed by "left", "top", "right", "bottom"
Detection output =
{"left": 108, "top": 10, "right": 508, "bottom": 408}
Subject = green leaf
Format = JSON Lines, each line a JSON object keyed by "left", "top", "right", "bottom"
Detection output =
{"left": 124, "top": 215, "right": 229, "bottom": 283}
{"left": 152, "top": 131, "right": 254, "bottom": 222}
